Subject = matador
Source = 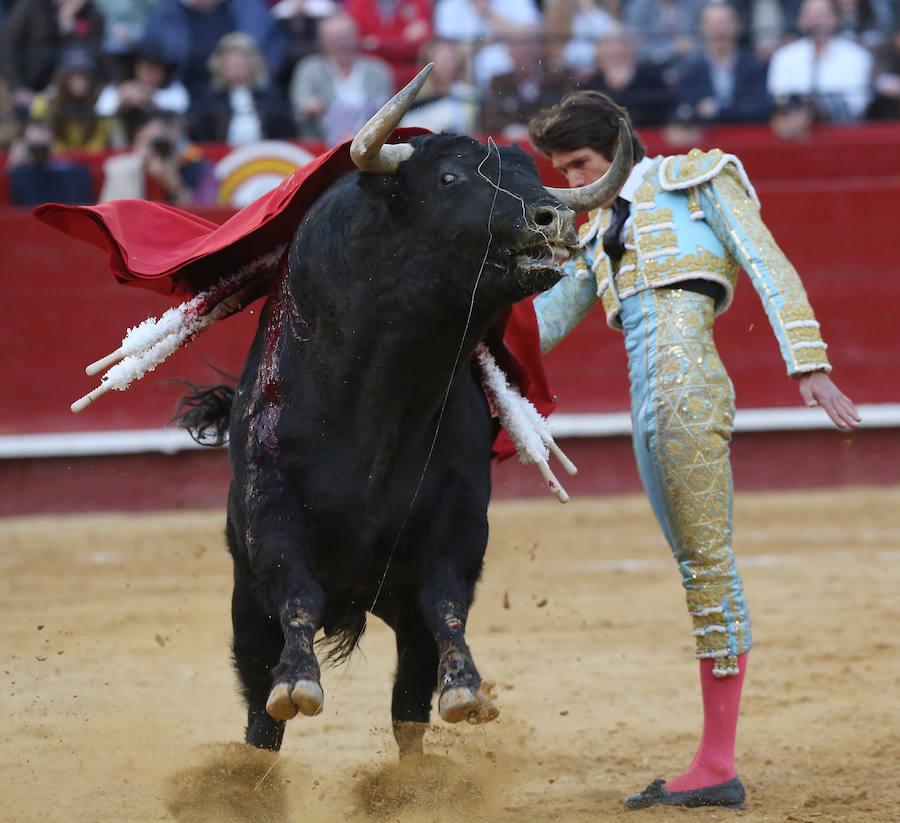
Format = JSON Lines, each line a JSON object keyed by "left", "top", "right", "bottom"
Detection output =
{"left": 528, "top": 90, "right": 860, "bottom": 811}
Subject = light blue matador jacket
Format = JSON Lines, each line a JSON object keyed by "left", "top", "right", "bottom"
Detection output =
{"left": 534, "top": 149, "right": 832, "bottom": 676}
{"left": 536, "top": 148, "right": 832, "bottom": 376}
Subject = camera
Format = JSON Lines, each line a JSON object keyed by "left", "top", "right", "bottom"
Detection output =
{"left": 149, "top": 136, "right": 175, "bottom": 160}
{"left": 26, "top": 139, "right": 52, "bottom": 167}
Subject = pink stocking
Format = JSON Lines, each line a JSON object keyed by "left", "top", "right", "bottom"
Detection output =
{"left": 665, "top": 652, "right": 748, "bottom": 792}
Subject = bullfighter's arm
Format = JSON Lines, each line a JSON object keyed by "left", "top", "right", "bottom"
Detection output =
{"left": 698, "top": 166, "right": 832, "bottom": 377}
{"left": 532, "top": 255, "right": 599, "bottom": 353}
{"left": 699, "top": 168, "right": 860, "bottom": 428}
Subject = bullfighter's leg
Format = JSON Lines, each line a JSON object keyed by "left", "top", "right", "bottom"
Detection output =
{"left": 419, "top": 566, "right": 499, "bottom": 725}
{"left": 374, "top": 592, "right": 440, "bottom": 757}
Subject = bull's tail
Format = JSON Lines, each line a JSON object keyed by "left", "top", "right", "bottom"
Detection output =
{"left": 319, "top": 605, "right": 368, "bottom": 666}
{"left": 170, "top": 381, "right": 235, "bottom": 446}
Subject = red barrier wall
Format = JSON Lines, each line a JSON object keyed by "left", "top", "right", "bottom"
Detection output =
{"left": 3, "top": 425, "right": 897, "bottom": 515}
{"left": 1, "top": 124, "right": 898, "bottom": 512}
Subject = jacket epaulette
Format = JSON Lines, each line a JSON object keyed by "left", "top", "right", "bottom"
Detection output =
{"left": 657, "top": 148, "right": 760, "bottom": 209}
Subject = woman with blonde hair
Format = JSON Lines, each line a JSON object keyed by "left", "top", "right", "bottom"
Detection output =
{"left": 191, "top": 31, "right": 295, "bottom": 144}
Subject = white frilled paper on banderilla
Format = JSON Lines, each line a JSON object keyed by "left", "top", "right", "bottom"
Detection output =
{"left": 475, "top": 343, "right": 577, "bottom": 503}
{"left": 72, "top": 262, "right": 576, "bottom": 502}
{"left": 71, "top": 246, "right": 288, "bottom": 413}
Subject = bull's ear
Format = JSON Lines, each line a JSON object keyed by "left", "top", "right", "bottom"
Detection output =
{"left": 356, "top": 170, "right": 410, "bottom": 213}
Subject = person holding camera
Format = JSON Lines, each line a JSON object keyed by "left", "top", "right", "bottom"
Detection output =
{"left": 5, "top": 120, "right": 94, "bottom": 207}
{"left": 131, "top": 109, "right": 216, "bottom": 205}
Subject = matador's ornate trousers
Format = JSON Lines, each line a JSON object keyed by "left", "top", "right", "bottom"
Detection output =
{"left": 620, "top": 287, "right": 751, "bottom": 676}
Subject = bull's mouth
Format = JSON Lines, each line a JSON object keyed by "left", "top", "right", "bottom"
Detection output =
{"left": 514, "top": 241, "right": 572, "bottom": 273}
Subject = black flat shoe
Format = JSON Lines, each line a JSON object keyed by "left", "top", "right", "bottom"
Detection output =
{"left": 624, "top": 776, "right": 746, "bottom": 810}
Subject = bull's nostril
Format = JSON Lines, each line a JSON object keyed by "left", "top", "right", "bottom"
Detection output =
{"left": 533, "top": 207, "right": 557, "bottom": 227}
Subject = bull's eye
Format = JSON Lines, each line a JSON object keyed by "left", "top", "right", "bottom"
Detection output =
{"left": 441, "top": 172, "right": 457, "bottom": 185}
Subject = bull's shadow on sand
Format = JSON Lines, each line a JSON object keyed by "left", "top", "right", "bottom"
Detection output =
{"left": 163, "top": 735, "right": 509, "bottom": 823}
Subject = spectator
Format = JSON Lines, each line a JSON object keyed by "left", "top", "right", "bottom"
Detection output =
{"left": 868, "top": 19, "right": 900, "bottom": 118}
{"left": 131, "top": 109, "right": 217, "bottom": 204}
{"left": 95, "top": 44, "right": 190, "bottom": 146}
{"left": 288, "top": 12, "right": 394, "bottom": 145}
{"left": 835, "top": 0, "right": 893, "bottom": 51}
{"left": 269, "top": 0, "right": 339, "bottom": 82}
{"left": 30, "top": 47, "right": 112, "bottom": 151}
{"left": 5, "top": 120, "right": 95, "bottom": 207}
{"left": 433, "top": 0, "right": 541, "bottom": 44}
{"left": 767, "top": 0, "right": 874, "bottom": 131}
{"left": 582, "top": 28, "right": 675, "bottom": 126}
{"left": 433, "top": 0, "right": 542, "bottom": 89}
{"left": 674, "top": 1, "right": 771, "bottom": 125}
{"left": 0, "top": 0, "right": 105, "bottom": 120}
{"left": 141, "top": 0, "right": 287, "bottom": 99}
{"left": 190, "top": 32, "right": 295, "bottom": 143}
{"left": 0, "top": 75, "right": 19, "bottom": 150}
{"left": 481, "top": 26, "right": 577, "bottom": 137}
{"left": 399, "top": 38, "right": 481, "bottom": 133}
{"left": 742, "top": 0, "right": 790, "bottom": 61}
{"left": 543, "top": 0, "right": 619, "bottom": 77}
{"left": 623, "top": 0, "right": 706, "bottom": 70}
{"left": 91, "top": 0, "right": 165, "bottom": 68}
{"left": 344, "top": 0, "right": 434, "bottom": 88}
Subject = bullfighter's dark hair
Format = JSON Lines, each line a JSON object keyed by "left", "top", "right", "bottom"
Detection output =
{"left": 528, "top": 90, "right": 646, "bottom": 163}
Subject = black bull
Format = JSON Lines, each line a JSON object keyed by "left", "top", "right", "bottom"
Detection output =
{"left": 180, "top": 134, "right": 587, "bottom": 757}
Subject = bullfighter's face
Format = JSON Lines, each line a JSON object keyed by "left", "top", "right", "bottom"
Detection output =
{"left": 550, "top": 146, "right": 618, "bottom": 207}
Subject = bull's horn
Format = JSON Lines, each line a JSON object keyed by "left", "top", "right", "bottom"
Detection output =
{"left": 544, "top": 119, "right": 634, "bottom": 213}
{"left": 350, "top": 63, "right": 433, "bottom": 173}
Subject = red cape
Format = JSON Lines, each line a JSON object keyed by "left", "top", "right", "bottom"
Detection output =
{"left": 34, "top": 129, "right": 555, "bottom": 460}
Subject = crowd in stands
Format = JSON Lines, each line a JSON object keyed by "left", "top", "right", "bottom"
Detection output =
{"left": 0, "top": 0, "right": 898, "bottom": 207}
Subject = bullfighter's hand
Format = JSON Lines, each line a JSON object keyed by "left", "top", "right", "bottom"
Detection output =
{"left": 797, "top": 370, "right": 861, "bottom": 429}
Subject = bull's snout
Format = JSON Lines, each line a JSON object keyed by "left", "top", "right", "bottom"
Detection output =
{"left": 531, "top": 204, "right": 578, "bottom": 248}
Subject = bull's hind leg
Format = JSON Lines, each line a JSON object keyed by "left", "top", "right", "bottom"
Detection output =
{"left": 374, "top": 593, "right": 440, "bottom": 757}
{"left": 228, "top": 510, "right": 288, "bottom": 750}
{"left": 419, "top": 570, "right": 499, "bottom": 726}
{"left": 231, "top": 573, "right": 287, "bottom": 750}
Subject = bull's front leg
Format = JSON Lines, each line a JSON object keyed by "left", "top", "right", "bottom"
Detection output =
{"left": 228, "top": 498, "right": 327, "bottom": 748}
{"left": 419, "top": 574, "right": 499, "bottom": 725}
{"left": 265, "top": 579, "right": 326, "bottom": 722}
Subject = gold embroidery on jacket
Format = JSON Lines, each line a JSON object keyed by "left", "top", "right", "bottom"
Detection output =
{"left": 703, "top": 169, "right": 830, "bottom": 373}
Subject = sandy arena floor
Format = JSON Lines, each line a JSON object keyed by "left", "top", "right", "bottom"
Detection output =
{"left": 2, "top": 486, "right": 898, "bottom": 823}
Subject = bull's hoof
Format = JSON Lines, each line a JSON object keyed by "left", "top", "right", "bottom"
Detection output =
{"left": 392, "top": 721, "right": 428, "bottom": 758}
{"left": 438, "top": 682, "right": 499, "bottom": 725}
{"left": 265, "top": 678, "right": 324, "bottom": 721}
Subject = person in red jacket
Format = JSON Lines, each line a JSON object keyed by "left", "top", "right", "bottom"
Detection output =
{"left": 344, "top": 0, "right": 434, "bottom": 88}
